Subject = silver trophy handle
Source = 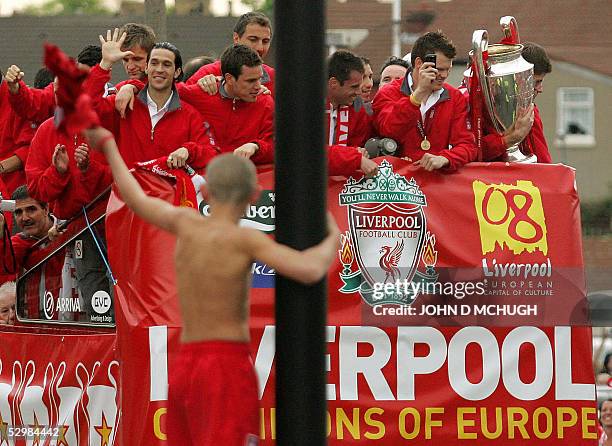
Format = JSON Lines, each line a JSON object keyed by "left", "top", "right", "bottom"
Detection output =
{"left": 472, "top": 30, "right": 501, "bottom": 133}
{"left": 500, "top": 16, "right": 520, "bottom": 44}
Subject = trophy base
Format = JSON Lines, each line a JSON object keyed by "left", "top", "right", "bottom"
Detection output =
{"left": 506, "top": 145, "right": 537, "bottom": 163}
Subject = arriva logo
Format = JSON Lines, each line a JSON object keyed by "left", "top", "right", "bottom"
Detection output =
{"left": 473, "top": 180, "right": 548, "bottom": 255}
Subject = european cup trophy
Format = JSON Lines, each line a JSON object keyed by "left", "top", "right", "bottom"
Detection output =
{"left": 470, "top": 17, "right": 536, "bottom": 163}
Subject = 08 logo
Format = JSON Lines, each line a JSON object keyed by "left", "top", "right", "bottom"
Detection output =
{"left": 473, "top": 180, "right": 548, "bottom": 255}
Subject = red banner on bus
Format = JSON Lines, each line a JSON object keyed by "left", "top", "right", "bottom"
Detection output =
{"left": 1, "top": 158, "right": 597, "bottom": 445}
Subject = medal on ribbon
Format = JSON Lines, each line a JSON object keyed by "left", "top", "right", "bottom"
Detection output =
{"left": 417, "top": 120, "right": 430, "bottom": 151}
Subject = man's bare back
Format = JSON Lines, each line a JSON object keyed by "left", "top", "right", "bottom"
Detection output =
{"left": 174, "top": 202, "right": 339, "bottom": 343}
{"left": 174, "top": 213, "right": 254, "bottom": 343}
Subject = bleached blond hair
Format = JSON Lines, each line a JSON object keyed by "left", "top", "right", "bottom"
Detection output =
{"left": 206, "top": 154, "right": 257, "bottom": 204}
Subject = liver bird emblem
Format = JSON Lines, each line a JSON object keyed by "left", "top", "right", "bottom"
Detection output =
{"left": 379, "top": 240, "right": 404, "bottom": 284}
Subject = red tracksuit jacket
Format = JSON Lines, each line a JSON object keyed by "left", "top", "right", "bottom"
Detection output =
{"left": 0, "top": 81, "right": 38, "bottom": 194}
{"left": 0, "top": 218, "right": 61, "bottom": 284}
{"left": 8, "top": 81, "right": 55, "bottom": 124}
{"left": 374, "top": 76, "right": 477, "bottom": 169}
{"left": 481, "top": 104, "right": 552, "bottom": 163}
{"left": 86, "top": 65, "right": 218, "bottom": 170}
{"left": 177, "top": 82, "right": 274, "bottom": 164}
{"left": 8, "top": 71, "right": 131, "bottom": 125}
{"left": 0, "top": 232, "right": 37, "bottom": 283}
{"left": 185, "top": 60, "right": 276, "bottom": 96}
{"left": 326, "top": 97, "right": 374, "bottom": 148}
{"left": 326, "top": 97, "right": 374, "bottom": 176}
{"left": 25, "top": 118, "right": 111, "bottom": 220}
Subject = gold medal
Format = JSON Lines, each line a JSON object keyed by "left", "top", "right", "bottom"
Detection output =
{"left": 421, "top": 138, "right": 431, "bottom": 151}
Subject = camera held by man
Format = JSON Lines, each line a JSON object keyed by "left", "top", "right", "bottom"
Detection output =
{"left": 364, "top": 137, "right": 398, "bottom": 158}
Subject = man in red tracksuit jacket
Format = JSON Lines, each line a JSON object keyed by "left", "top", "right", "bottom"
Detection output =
{"left": 326, "top": 50, "right": 377, "bottom": 177}
{"left": 0, "top": 185, "right": 56, "bottom": 283}
{"left": 0, "top": 185, "right": 79, "bottom": 322}
{"left": 374, "top": 31, "right": 477, "bottom": 171}
{"left": 25, "top": 118, "right": 111, "bottom": 220}
{"left": 86, "top": 38, "right": 218, "bottom": 171}
{"left": 6, "top": 25, "right": 152, "bottom": 124}
{"left": 186, "top": 12, "right": 275, "bottom": 96}
{"left": 5, "top": 45, "right": 103, "bottom": 125}
{"left": 481, "top": 42, "right": 553, "bottom": 163}
{"left": 177, "top": 44, "right": 274, "bottom": 164}
{"left": 0, "top": 78, "right": 37, "bottom": 195}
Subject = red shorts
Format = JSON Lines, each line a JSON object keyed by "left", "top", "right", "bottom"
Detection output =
{"left": 167, "top": 341, "right": 260, "bottom": 446}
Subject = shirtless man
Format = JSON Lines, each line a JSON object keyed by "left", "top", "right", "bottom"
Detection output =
{"left": 83, "top": 126, "right": 339, "bottom": 445}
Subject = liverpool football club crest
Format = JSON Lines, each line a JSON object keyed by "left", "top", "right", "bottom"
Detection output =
{"left": 338, "top": 160, "right": 438, "bottom": 306}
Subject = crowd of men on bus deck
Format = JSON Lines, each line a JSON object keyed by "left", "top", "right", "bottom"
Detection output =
{"left": 0, "top": 12, "right": 554, "bottom": 324}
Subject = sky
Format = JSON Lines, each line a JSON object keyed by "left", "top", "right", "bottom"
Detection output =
{"left": 0, "top": 0, "right": 251, "bottom": 16}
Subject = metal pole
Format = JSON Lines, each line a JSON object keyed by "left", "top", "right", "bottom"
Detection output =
{"left": 392, "top": 0, "right": 402, "bottom": 57}
{"left": 275, "top": 1, "right": 327, "bottom": 445}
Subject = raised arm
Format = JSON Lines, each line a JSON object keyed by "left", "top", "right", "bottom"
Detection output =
{"left": 6, "top": 65, "right": 55, "bottom": 123}
{"left": 26, "top": 124, "right": 70, "bottom": 203}
{"left": 83, "top": 126, "right": 187, "bottom": 234}
{"left": 84, "top": 29, "right": 135, "bottom": 116}
{"left": 373, "top": 80, "right": 420, "bottom": 141}
{"left": 246, "top": 214, "right": 340, "bottom": 285}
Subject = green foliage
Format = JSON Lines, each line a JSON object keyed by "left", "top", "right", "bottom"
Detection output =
{"left": 242, "top": 0, "right": 273, "bottom": 17}
{"left": 581, "top": 197, "right": 612, "bottom": 235}
{"left": 22, "top": 0, "right": 110, "bottom": 15}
